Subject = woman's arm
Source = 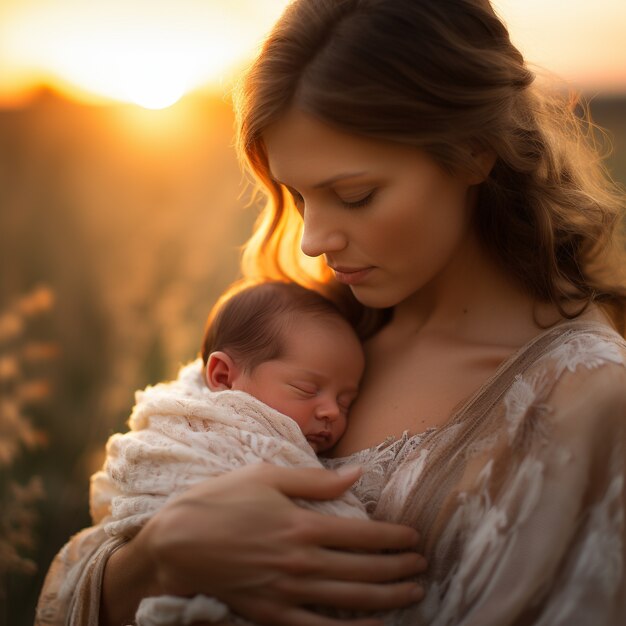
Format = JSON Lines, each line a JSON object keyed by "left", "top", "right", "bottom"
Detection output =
{"left": 100, "top": 464, "right": 426, "bottom": 626}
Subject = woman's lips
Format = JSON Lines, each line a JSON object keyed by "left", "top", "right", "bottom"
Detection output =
{"left": 330, "top": 266, "right": 374, "bottom": 285}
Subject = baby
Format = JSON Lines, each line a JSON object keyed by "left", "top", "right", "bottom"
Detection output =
{"left": 201, "top": 280, "right": 365, "bottom": 452}
{"left": 90, "top": 281, "right": 369, "bottom": 626}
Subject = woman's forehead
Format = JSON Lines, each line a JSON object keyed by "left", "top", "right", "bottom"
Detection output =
{"left": 264, "top": 110, "right": 357, "bottom": 177}
{"left": 263, "top": 108, "right": 417, "bottom": 186}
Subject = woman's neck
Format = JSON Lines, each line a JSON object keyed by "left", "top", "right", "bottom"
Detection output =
{"left": 391, "top": 231, "right": 561, "bottom": 349}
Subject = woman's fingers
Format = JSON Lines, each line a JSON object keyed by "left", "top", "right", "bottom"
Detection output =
{"left": 291, "top": 509, "right": 419, "bottom": 552}
{"left": 311, "top": 548, "right": 427, "bottom": 582}
{"left": 235, "top": 464, "right": 420, "bottom": 549}
{"left": 236, "top": 462, "right": 365, "bottom": 500}
{"left": 221, "top": 551, "right": 424, "bottom": 620}
{"left": 272, "top": 578, "right": 424, "bottom": 611}
{"left": 274, "top": 544, "right": 426, "bottom": 582}
{"left": 218, "top": 546, "right": 424, "bottom": 613}
{"left": 141, "top": 463, "right": 427, "bottom": 623}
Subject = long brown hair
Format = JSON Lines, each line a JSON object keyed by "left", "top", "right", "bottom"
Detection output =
{"left": 233, "top": 0, "right": 626, "bottom": 336}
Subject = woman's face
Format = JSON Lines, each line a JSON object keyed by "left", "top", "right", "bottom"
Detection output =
{"left": 263, "top": 108, "right": 480, "bottom": 309}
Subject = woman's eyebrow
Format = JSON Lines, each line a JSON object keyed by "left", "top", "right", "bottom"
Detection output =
{"left": 313, "top": 171, "right": 368, "bottom": 188}
{"left": 271, "top": 171, "right": 368, "bottom": 189}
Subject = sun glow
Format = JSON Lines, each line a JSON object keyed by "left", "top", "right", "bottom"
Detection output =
{"left": 128, "top": 83, "right": 185, "bottom": 111}
{"left": 0, "top": 0, "right": 625, "bottom": 108}
{"left": 0, "top": 0, "right": 291, "bottom": 108}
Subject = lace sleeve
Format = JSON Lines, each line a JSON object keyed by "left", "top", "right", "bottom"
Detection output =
{"left": 407, "top": 360, "right": 626, "bottom": 626}
{"left": 372, "top": 330, "right": 626, "bottom": 626}
{"left": 35, "top": 524, "right": 126, "bottom": 626}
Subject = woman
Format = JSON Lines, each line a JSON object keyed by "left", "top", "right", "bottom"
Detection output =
{"left": 37, "top": 0, "right": 626, "bottom": 625}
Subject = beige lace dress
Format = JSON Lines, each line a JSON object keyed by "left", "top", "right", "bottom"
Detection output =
{"left": 36, "top": 320, "right": 626, "bottom": 625}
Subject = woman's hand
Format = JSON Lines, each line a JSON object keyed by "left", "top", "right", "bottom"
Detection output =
{"left": 101, "top": 464, "right": 426, "bottom": 626}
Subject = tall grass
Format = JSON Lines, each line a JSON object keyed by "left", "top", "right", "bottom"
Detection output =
{"left": 0, "top": 287, "right": 55, "bottom": 623}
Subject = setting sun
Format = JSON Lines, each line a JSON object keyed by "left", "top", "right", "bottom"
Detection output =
{"left": 0, "top": 0, "right": 291, "bottom": 108}
{"left": 0, "top": 0, "right": 624, "bottom": 109}
{"left": 127, "top": 79, "right": 186, "bottom": 111}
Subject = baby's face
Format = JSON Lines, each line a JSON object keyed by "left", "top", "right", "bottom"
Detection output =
{"left": 234, "top": 316, "right": 364, "bottom": 452}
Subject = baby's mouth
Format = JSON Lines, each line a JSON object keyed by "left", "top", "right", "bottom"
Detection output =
{"left": 306, "top": 431, "right": 332, "bottom": 447}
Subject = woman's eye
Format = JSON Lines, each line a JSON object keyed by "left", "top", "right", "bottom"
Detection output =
{"left": 339, "top": 190, "right": 375, "bottom": 209}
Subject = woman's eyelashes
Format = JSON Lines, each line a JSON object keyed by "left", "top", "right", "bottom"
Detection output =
{"left": 339, "top": 190, "right": 376, "bottom": 209}
{"left": 286, "top": 186, "right": 376, "bottom": 210}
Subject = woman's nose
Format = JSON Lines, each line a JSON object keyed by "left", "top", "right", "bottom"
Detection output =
{"left": 300, "top": 204, "right": 347, "bottom": 258}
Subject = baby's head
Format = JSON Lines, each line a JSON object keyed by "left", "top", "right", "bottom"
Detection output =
{"left": 201, "top": 282, "right": 365, "bottom": 452}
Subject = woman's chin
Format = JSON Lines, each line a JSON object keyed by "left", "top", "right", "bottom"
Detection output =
{"left": 348, "top": 284, "right": 403, "bottom": 310}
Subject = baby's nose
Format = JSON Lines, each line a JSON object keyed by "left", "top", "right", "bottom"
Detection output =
{"left": 315, "top": 400, "right": 341, "bottom": 422}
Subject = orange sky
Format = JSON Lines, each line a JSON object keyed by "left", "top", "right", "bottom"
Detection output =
{"left": 0, "top": 0, "right": 624, "bottom": 108}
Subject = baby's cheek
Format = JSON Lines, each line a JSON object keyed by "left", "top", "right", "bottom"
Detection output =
{"left": 337, "top": 415, "right": 349, "bottom": 436}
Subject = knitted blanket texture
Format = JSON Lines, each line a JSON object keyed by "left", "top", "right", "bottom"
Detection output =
{"left": 89, "top": 359, "right": 367, "bottom": 625}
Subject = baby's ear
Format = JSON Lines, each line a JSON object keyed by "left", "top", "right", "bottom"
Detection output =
{"left": 205, "top": 351, "right": 239, "bottom": 390}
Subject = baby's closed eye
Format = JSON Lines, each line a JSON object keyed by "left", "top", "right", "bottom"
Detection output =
{"left": 288, "top": 382, "right": 318, "bottom": 396}
{"left": 338, "top": 393, "right": 358, "bottom": 413}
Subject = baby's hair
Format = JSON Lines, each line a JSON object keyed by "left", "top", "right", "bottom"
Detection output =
{"left": 201, "top": 281, "right": 351, "bottom": 372}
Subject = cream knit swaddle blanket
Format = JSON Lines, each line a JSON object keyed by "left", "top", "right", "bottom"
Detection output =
{"left": 89, "top": 359, "right": 368, "bottom": 625}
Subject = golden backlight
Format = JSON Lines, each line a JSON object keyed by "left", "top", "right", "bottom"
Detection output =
{"left": 0, "top": 0, "right": 291, "bottom": 108}
{"left": 0, "top": 0, "right": 624, "bottom": 109}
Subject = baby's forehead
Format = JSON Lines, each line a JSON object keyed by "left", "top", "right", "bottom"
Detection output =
{"left": 276, "top": 351, "right": 344, "bottom": 373}
{"left": 276, "top": 313, "right": 364, "bottom": 370}
{"left": 280, "top": 310, "right": 360, "bottom": 344}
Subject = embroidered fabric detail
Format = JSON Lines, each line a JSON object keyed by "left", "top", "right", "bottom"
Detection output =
{"left": 35, "top": 320, "right": 626, "bottom": 626}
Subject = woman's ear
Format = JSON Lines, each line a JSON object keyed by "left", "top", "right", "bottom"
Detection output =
{"left": 205, "top": 351, "right": 240, "bottom": 390}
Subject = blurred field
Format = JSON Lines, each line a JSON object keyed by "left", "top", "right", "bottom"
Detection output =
{"left": 1, "top": 90, "right": 626, "bottom": 626}
{"left": 0, "top": 89, "right": 258, "bottom": 625}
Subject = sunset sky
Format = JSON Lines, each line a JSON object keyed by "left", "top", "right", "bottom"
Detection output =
{"left": 0, "top": 0, "right": 624, "bottom": 108}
